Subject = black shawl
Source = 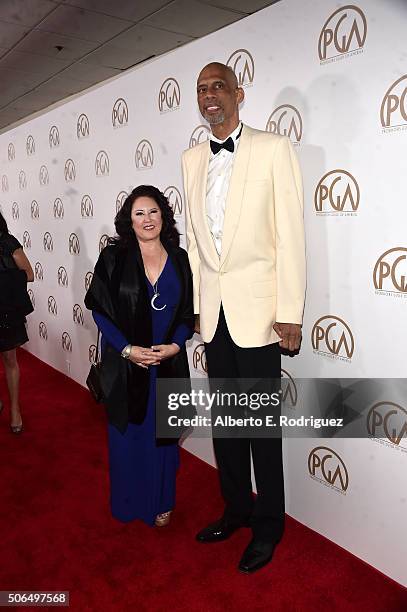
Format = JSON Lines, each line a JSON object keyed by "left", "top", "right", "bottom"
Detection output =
{"left": 84, "top": 235, "right": 194, "bottom": 439}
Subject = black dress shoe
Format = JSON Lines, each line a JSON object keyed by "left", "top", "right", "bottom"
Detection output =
{"left": 238, "top": 538, "right": 276, "bottom": 574}
{"left": 196, "top": 518, "right": 245, "bottom": 543}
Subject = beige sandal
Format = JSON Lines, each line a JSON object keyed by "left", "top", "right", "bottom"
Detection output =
{"left": 11, "top": 423, "right": 23, "bottom": 434}
{"left": 155, "top": 511, "right": 172, "bottom": 527}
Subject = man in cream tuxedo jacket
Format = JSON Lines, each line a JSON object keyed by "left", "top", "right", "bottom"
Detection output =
{"left": 182, "top": 62, "right": 306, "bottom": 574}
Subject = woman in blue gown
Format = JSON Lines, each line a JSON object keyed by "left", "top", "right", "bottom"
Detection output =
{"left": 85, "top": 185, "right": 194, "bottom": 527}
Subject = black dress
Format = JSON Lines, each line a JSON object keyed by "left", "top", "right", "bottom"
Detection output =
{"left": 0, "top": 232, "right": 29, "bottom": 352}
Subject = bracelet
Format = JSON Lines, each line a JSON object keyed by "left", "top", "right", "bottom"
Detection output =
{"left": 121, "top": 344, "right": 132, "bottom": 359}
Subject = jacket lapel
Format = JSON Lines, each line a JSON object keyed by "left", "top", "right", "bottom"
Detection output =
{"left": 194, "top": 142, "right": 220, "bottom": 265}
{"left": 220, "top": 125, "right": 251, "bottom": 267}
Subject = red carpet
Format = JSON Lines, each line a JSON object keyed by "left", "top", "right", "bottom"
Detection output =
{"left": 0, "top": 349, "right": 406, "bottom": 611}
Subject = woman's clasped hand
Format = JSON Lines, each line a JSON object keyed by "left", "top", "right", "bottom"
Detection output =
{"left": 129, "top": 343, "right": 180, "bottom": 368}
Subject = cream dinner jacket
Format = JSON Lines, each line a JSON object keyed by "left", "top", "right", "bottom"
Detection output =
{"left": 181, "top": 124, "right": 306, "bottom": 348}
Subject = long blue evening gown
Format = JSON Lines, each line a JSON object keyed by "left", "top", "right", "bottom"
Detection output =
{"left": 93, "top": 256, "right": 190, "bottom": 526}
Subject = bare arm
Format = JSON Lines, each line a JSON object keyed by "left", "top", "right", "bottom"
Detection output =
{"left": 12, "top": 248, "right": 34, "bottom": 282}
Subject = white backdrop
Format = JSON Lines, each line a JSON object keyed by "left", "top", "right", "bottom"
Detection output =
{"left": 1, "top": 0, "right": 406, "bottom": 587}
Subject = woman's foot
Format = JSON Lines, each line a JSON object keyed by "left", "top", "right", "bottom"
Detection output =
{"left": 10, "top": 422, "right": 23, "bottom": 434}
{"left": 10, "top": 409, "right": 23, "bottom": 434}
{"left": 155, "top": 511, "right": 172, "bottom": 527}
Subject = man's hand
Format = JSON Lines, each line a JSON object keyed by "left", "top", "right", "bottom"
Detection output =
{"left": 273, "top": 323, "right": 302, "bottom": 352}
{"left": 194, "top": 314, "right": 200, "bottom": 334}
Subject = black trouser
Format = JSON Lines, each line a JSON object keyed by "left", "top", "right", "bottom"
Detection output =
{"left": 204, "top": 306, "right": 284, "bottom": 543}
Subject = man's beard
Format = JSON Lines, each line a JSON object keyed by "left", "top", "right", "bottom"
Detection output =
{"left": 203, "top": 110, "right": 225, "bottom": 125}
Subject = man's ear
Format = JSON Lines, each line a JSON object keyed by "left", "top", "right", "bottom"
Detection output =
{"left": 237, "top": 87, "right": 245, "bottom": 105}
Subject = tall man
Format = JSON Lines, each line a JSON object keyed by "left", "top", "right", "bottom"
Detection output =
{"left": 182, "top": 63, "right": 306, "bottom": 573}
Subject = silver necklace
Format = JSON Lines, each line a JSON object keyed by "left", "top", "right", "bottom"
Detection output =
{"left": 146, "top": 248, "right": 166, "bottom": 311}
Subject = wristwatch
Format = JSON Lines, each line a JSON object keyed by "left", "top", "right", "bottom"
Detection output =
{"left": 121, "top": 344, "right": 132, "bottom": 359}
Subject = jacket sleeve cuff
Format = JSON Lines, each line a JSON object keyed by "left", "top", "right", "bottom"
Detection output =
{"left": 275, "top": 300, "right": 305, "bottom": 325}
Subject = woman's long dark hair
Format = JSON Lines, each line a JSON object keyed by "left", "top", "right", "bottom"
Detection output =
{"left": 0, "top": 211, "right": 9, "bottom": 235}
{"left": 113, "top": 185, "right": 180, "bottom": 247}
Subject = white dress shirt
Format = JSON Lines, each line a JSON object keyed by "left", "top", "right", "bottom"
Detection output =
{"left": 206, "top": 122, "right": 242, "bottom": 256}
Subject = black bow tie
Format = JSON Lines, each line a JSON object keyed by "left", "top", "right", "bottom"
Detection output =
{"left": 210, "top": 136, "right": 234, "bottom": 155}
{"left": 210, "top": 125, "right": 243, "bottom": 155}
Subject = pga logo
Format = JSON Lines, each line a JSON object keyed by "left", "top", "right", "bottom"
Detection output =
{"left": 158, "top": 78, "right": 180, "bottom": 113}
{"left": 318, "top": 5, "right": 367, "bottom": 62}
